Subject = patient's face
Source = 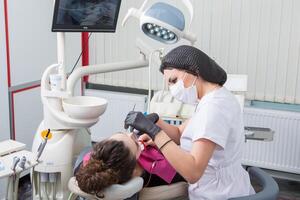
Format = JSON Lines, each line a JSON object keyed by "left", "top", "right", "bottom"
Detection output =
{"left": 110, "top": 133, "right": 141, "bottom": 159}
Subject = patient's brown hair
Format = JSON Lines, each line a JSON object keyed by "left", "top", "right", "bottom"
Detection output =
{"left": 75, "top": 139, "right": 136, "bottom": 198}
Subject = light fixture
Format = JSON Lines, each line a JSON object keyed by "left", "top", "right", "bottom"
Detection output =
{"left": 122, "top": 0, "right": 197, "bottom": 44}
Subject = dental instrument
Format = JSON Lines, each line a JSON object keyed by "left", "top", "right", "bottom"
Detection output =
{"left": 0, "top": 140, "right": 37, "bottom": 200}
{"left": 126, "top": 104, "right": 136, "bottom": 133}
{"left": 36, "top": 129, "right": 50, "bottom": 161}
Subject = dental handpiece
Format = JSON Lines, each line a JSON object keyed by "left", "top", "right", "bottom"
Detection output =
{"left": 127, "top": 104, "right": 136, "bottom": 132}
{"left": 133, "top": 129, "right": 140, "bottom": 135}
{"left": 37, "top": 129, "right": 50, "bottom": 160}
{"left": 18, "top": 156, "right": 26, "bottom": 170}
{"left": 37, "top": 140, "right": 47, "bottom": 160}
{"left": 11, "top": 157, "right": 20, "bottom": 171}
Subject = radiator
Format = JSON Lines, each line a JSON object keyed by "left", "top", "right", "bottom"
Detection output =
{"left": 242, "top": 107, "right": 300, "bottom": 174}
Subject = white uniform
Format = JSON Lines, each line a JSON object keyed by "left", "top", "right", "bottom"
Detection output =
{"left": 180, "top": 87, "right": 255, "bottom": 200}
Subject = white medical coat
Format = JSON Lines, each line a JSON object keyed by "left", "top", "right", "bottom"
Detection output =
{"left": 180, "top": 87, "right": 254, "bottom": 200}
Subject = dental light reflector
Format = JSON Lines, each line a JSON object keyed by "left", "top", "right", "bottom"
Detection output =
{"left": 142, "top": 23, "right": 177, "bottom": 44}
{"left": 122, "top": 0, "right": 197, "bottom": 44}
{"left": 141, "top": 2, "right": 185, "bottom": 44}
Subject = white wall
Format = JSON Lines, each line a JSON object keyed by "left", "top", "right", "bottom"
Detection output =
{"left": 7, "top": 0, "right": 56, "bottom": 86}
{"left": 14, "top": 88, "right": 42, "bottom": 150}
{"left": 85, "top": 89, "right": 147, "bottom": 142}
{"left": 89, "top": 0, "right": 300, "bottom": 104}
{"left": 0, "top": 1, "right": 10, "bottom": 141}
{"left": 0, "top": 0, "right": 81, "bottom": 149}
{"left": 7, "top": 0, "right": 82, "bottom": 86}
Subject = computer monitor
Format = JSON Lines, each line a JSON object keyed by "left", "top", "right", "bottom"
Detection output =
{"left": 52, "top": 0, "right": 122, "bottom": 32}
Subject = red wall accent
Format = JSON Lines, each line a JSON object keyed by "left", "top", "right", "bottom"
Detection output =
{"left": 4, "top": 0, "right": 11, "bottom": 87}
{"left": 81, "top": 32, "right": 89, "bottom": 83}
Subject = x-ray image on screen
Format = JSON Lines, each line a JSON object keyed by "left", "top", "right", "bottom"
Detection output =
{"left": 52, "top": 0, "right": 121, "bottom": 32}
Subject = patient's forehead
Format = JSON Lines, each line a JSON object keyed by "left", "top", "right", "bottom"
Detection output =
{"left": 110, "top": 133, "right": 138, "bottom": 154}
{"left": 110, "top": 132, "right": 129, "bottom": 140}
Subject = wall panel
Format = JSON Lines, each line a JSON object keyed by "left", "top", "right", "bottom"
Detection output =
{"left": 8, "top": 0, "right": 56, "bottom": 86}
{"left": 89, "top": 0, "right": 300, "bottom": 104}
{"left": 0, "top": 0, "right": 10, "bottom": 140}
{"left": 85, "top": 89, "right": 147, "bottom": 142}
{"left": 14, "top": 88, "right": 42, "bottom": 150}
{"left": 1, "top": 0, "right": 81, "bottom": 148}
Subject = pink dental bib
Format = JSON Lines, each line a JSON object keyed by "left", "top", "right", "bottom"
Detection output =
{"left": 137, "top": 146, "right": 176, "bottom": 184}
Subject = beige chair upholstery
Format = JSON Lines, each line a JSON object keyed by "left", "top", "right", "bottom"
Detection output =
{"left": 139, "top": 181, "right": 189, "bottom": 200}
{"left": 68, "top": 176, "right": 188, "bottom": 200}
{"left": 68, "top": 176, "right": 143, "bottom": 200}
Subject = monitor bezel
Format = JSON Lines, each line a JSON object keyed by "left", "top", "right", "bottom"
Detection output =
{"left": 52, "top": 0, "right": 122, "bottom": 32}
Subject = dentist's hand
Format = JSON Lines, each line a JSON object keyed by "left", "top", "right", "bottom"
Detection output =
{"left": 139, "top": 134, "right": 156, "bottom": 147}
{"left": 124, "top": 111, "right": 161, "bottom": 140}
{"left": 128, "top": 113, "right": 159, "bottom": 132}
{"left": 145, "top": 113, "right": 159, "bottom": 124}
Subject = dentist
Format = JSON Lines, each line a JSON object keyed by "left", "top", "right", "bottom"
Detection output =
{"left": 124, "top": 45, "right": 254, "bottom": 200}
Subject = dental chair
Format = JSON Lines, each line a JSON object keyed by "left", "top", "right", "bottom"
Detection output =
{"left": 68, "top": 177, "right": 188, "bottom": 200}
{"left": 68, "top": 166, "right": 279, "bottom": 200}
{"left": 229, "top": 166, "right": 279, "bottom": 200}
{"left": 68, "top": 146, "right": 188, "bottom": 200}
{"left": 69, "top": 147, "right": 187, "bottom": 200}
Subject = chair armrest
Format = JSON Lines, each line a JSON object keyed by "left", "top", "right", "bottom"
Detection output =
{"left": 229, "top": 167, "right": 279, "bottom": 200}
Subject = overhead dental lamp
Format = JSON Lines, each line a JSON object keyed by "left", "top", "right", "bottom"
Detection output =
{"left": 122, "top": 0, "right": 197, "bottom": 44}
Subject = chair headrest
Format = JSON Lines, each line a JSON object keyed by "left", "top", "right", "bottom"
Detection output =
{"left": 68, "top": 176, "right": 144, "bottom": 200}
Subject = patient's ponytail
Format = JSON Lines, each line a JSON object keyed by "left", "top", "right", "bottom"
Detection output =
{"left": 75, "top": 139, "right": 136, "bottom": 197}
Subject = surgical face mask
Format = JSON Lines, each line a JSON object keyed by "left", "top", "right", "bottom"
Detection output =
{"left": 169, "top": 73, "right": 198, "bottom": 105}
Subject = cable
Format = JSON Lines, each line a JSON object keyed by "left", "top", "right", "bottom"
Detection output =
{"left": 38, "top": 172, "right": 42, "bottom": 199}
{"left": 6, "top": 176, "right": 11, "bottom": 200}
{"left": 68, "top": 192, "right": 75, "bottom": 200}
{"left": 69, "top": 33, "right": 93, "bottom": 75}
{"left": 52, "top": 182, "right": 57, "bottom": 200}
{"left": 13, "top": 174, "right": 20, "bottom": 200}
{"left": 44, "top": 182, "right": 50, "bottom": 200}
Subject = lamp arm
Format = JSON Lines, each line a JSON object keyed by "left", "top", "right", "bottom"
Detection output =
{"left": 183, "top": 31, "right": 197, "bottom": 45}
{"left": 122, "top": 8, "right": 142, "bottom": 27}
{"left": 67, "top": 59, "right": 149, "bottom": 95}
{"left": 182, "top": 0, "right": 194, "bottom": 28}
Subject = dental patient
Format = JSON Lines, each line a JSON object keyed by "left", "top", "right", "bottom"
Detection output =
{"left": 74, "top": 132, "right": 185, "bottom": 197}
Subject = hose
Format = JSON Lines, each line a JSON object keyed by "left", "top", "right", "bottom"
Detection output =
{"left": 44, "top": 182, "right": 50, "bottom": 200}
{"left": 38, "top": 172, "right": 42, "bottom": 199}
{"left": 67, "top": 192, "right": 75, "bottom": 200}
{"left": 6, "top": 176, "right": 11, "bottom": 200}
{"left": 13, "top": 174, "right": 20, "bottom": 200}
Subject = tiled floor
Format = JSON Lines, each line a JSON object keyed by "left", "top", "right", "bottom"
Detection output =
{"left": 276, "top": 178, "right": 300, "bottom": 200}
{"left": 252, "top": 176, "right": 300, "bottom": 200}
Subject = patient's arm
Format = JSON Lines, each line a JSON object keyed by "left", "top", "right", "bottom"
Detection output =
{"left": 156, "top": 119, "right": 190, "bottom": 144}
